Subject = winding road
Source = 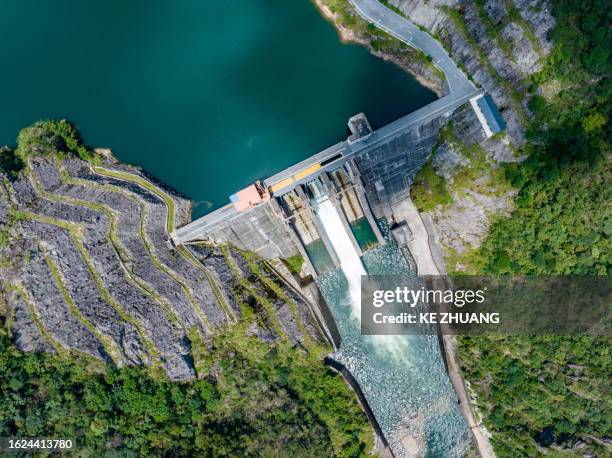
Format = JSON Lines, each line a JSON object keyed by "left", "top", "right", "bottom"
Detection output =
{"left": 175, "top": 0, "right": 479, "bottom": 245}
{"left": 174, "top": 2, "right": 495, "bottom": 456}
{"left": 349, "top": 0, "right": 475, "bottom": 97}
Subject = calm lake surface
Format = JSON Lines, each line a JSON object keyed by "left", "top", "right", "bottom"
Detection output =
{"left": 0, "top": 0, "right": 435, "bottom": 217}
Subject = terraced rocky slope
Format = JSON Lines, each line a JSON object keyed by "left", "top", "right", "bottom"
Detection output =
{"left": 0, "top": 122, "right": 323, "bottom": 381}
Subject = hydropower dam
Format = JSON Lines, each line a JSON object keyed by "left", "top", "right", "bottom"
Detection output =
{"left": 171, "top": 1, "right": 504, "bottom": 456}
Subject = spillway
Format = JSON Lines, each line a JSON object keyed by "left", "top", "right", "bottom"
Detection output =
{"left": 314, "top": 195, "right": 365, "bottom": 318}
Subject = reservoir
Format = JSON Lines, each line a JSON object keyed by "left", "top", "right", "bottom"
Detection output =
{"left": 0, "top": 0, "right": 435, "bottom": 217}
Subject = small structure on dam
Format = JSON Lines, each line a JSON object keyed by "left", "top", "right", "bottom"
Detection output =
{"left": 469, "top": 93, "right": 505, "bottom": 138}
{"left": 169, "top": 19, "right": 505, "bottom": 454}
{"left": 167, "top": 0, "right": 507, "bottom": 447}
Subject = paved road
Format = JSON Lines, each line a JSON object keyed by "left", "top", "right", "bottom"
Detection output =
{"left": 349, "top": 0, "right": 475, "bottom": 96}
{"left": 261, "top": 0, "right": 479, "bottom": 195}
{"left": 351, "top": 7, "right": 497, "bottom": 456}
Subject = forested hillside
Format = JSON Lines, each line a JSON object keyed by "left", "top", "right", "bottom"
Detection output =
{"left": 0, "top": 329, "right": 372, "bottom": 456}
{"left": 457, "top": 1, "right": 611, "bottom": 455}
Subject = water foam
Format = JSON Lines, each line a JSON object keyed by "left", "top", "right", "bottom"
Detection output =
{"left": 315, "top": 196, "right": 365, "bottom": 315}
{"left": 315, "top": 195, "right": 411, "bottom": 362}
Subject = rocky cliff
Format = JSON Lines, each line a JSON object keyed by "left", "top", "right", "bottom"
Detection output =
{"left": 0, "top": 122, "right": 323, "bottom": 380}
{"left": 378, "top": 0, "right": 554, "bottom": 268}
{"left": 316, "top": 0, "right": 447, "bottom": 95}
{"left": 391, "top": 0, "right": 554, "bottom": 144}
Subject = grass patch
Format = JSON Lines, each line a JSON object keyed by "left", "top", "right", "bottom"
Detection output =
{"left": 282, "top": 254, "right": 305, "bottom": 274}
{"left": 220, "top": 245, "right": 286, "bottom": 340}
{"left": 502, "top": 0, "right": 543, "bottom": 58}
{"left": 410, "top": 159, "right": 452, "bottom": 212}
{"left": 243, "top": 250, "right": 314, "bottom": 347}
{"left": 13, "top": 120, "right": 100, "bottom": 169}
{"left": 43, "top": 252, "right": 125, "bottom": 366}
{"left": 93, "top": 167, "right": 176, "bottom": 233}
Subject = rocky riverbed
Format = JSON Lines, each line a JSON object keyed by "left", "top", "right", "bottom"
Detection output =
{"left": 390, "top": 0, "right": 555, "bottom": 265}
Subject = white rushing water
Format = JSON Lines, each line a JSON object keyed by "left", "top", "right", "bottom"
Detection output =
{"left": 315, "top": 196, "right": 366, "bottom": 317}
{"left": 314, "top": 200, "right": 471, "bottom": 457}
{"left": 315, "top": 195, "right": 410, "bottom": 360}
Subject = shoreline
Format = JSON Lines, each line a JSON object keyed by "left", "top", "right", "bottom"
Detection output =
{"left": 312, "top": 0, "right": 445, "bottom": 98}
{"left": 311, "top": 2, "right": 496, "bottom": 453}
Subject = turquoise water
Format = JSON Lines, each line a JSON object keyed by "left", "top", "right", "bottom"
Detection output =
{"left": 349, "top": 217, "right": 378, "bottom": 251}
{"left": 304, "top": 239, "right": 334, "bottom": 275}
{"left": 0, "top": 1, "right": 467, "bottom": 452}
{"left": 0, "top": 0, "right": 435, "bottom": 217}
{"left": 317, "top": 228, "right": 471, "bottom": 457}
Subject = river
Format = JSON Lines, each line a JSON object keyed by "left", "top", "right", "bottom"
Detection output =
{"left": 0, "top": 0, "right": 435, "bottom": 217}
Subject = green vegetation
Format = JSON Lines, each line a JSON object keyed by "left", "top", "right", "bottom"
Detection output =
{"left": 441, "top": 5, "right": 527, "bottom": 124}
{"left": 0, "top": 122, "right": 374, "bottom": 456}
{"left": 0, "top": 146, "right": 23, "bottom": 176}
{"left": 454, "top": 1, "right": 611, "bottom": 455}
{"left": 0, "top": 327, "right": 373, "bottom": 456}
{"left": 319, "top": 0, "right": 444, "bottom": 81}
{"left": 459, "top": 335, "right": 611, "bottom": 456}
{"left": 283, "top": 254, "right": 305, "bottom": 274}
{"left": 459, "top": 2, "right": 611, "bottom": 276}
{"left": 473, "top": 0, "right": 515, "bottom": 60}
{"left": 221, "top": 244, "right": 286, "bottom": 339}
{"left": 411, "top": 123, "right": 513, "bottom": 213}
{"left": 410, "top": 158, "right": 452, "bottom": 212}
{"left": 501, "top": 0, "right": 543, "bottom": 57}
{"left": 243, "top": 250, "right": 315, "bottom": 347}
{"left": 1, "top": 120, "right": 99, "bottom": 177}
{"left": 93, "top": 166, "right": 176, "bottom": 233}
{"left": 15, "top": 120, "right": 96, "bottom": 165}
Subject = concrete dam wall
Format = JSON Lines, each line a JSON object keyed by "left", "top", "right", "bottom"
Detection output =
{"left": 171, "top": 101, "right": 482, "bottom": 277}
